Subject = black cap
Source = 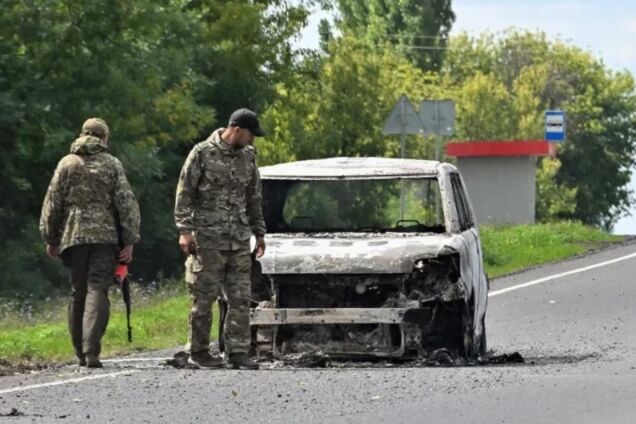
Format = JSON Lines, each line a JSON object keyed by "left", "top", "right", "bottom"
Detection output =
{"left": 228, "top": 108, "right": 266, "bottom": 137}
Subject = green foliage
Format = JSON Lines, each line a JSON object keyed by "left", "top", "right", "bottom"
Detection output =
{"left": 0, "top": 0, "right": 309, "bottom": 299}
{"left": 0, "top": 282, "right": 215, "bottom": 364}
{"left": 2, "top": 0, "right": 635, "bottom": 302}
{"left": 536, "top": 158, "right": 578, "bottom": 222}
{"left": 260, "top": 36, "right": 439, "bottom": 164}
{"left": 334, "top": 0, "right": 455, "bottom": 70}
{"left": 455, "top": 72, "right": 515, "bottom": 140}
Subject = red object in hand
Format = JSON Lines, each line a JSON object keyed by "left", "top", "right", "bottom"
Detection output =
{"left": 115, "top": 264, "right": 128, "bottom": 284}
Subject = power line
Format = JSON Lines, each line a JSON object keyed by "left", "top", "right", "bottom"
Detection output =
{"left": 382, "top": 35, "right": 448, "bottom": 40}
{"left": 376, "top": 32, "right": 636, "bottom": 47}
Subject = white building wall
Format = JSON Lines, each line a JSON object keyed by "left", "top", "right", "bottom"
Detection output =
{"left": 456, "top": 156, "right": 537, "bottom": 225}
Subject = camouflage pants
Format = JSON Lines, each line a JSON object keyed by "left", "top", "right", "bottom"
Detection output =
{"left": 185, "top": 248, "right": 252, "bottom": 355}
{"left": 62, "top": 244, "right": 117, "bottom": 357}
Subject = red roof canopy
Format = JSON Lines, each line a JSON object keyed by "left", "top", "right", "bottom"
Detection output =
{"left": 446, "top": 140, "right": 556, "bottom": 157}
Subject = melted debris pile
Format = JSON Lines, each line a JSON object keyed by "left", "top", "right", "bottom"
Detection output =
{"left": 281, "top": 351, "right": 331, "bottom": 368}
{"left": 165, "top": 348, "right": 524, "bottom": 369}
{"left": 166, "top": 351, "right": 194, "bottom": 369}
{"left": 480, "top": 352, "right": 525, "bottom": 365}
{"left": 262, "top": 349, "right": 525, "bottom": 369}
{"left": 0, "top": 408, "right": 25, "bottom": 417}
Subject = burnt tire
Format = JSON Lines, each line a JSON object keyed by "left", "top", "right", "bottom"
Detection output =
{"left": 461, "top": 297, "right": 482, "bottom": 358}
{"left": 460, "top": 301, "right": 474, "bottom": 357}
{"left": 477, "top": 318, "right": 487, "bottom": 356}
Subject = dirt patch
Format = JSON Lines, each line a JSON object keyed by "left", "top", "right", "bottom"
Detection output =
{"left": 0, "top": 358, "right": 61, "bottom": 377}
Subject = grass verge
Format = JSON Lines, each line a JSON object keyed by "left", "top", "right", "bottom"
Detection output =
{"left": 0, "top": 221, "right": 623, "bottom": 366}
{"left": 0, "top": 285, "right": 218, "bottom": 366}
{"left": 480, "top": 221, "right": 622, "bottom": 278}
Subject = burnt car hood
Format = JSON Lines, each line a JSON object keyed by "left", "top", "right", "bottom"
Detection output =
{"left": 258, "top": 233, "right": 455, "bottom": 274}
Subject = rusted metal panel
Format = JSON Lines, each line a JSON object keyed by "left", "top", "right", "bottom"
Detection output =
{"left": 250, "top": 307, "right": 431, "bottom": 325}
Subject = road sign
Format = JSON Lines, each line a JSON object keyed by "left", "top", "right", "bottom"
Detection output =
{"left": 383, "top": 95, "right": 425, "bottom": 136}
{"left": 545, "top": 110, "right": 566, "bottom": 142}
{"left": 383, "top": 94, "right": 426, "bottom": 220}
{"left": 419, "top": 100, "right": 455, "bottom": 136}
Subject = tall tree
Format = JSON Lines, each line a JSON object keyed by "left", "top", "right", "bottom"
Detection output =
{"left": 260, "top": 36, "right": 442, "bottom": 164}
{"left": 0, "top": 0, "right": 309, "bottom": 299}
{"left": 333, "top": 0, "right": 455, "bottom": 70}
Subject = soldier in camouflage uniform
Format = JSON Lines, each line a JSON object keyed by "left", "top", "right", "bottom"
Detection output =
{"left": 175, "top": 108, "right": 266, "bottom": 370}
{"left": 40, "top": 118, "right": 141, "bottom": 368}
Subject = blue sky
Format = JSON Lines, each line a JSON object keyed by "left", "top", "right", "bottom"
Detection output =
{"left": 296, "top": 0, "right": 636, "bottom": 234}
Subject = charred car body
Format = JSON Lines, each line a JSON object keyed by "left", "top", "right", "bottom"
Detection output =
{"left": 247, "top": 157, "right": 488, "bottom": 359}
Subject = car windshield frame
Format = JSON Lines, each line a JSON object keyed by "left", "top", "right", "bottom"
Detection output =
{"left": 261, "top": 176, "right": 447, "bottom": 235}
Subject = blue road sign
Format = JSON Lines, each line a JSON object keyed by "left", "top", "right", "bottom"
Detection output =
{"left": 545, "top": 110, "right": 566, "bottom": 142}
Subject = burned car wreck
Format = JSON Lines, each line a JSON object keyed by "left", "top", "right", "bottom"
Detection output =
{"left": 244, "top": 157, "right": 488, "bottom": 360}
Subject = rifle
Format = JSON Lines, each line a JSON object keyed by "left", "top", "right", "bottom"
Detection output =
{"left": 114, "top": 209, "right": 133, "bottom": 343}
{"left": 114, "top": 264, "right": 133, "bottom": 342}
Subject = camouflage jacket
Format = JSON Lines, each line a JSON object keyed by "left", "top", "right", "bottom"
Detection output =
{"left": 39, "top": 136, "right": 141, "bottom": 253}
{"left": 174, "top": 129, "right": 266, "bottom": 250}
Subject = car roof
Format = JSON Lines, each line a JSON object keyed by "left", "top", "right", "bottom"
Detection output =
{"left": 260, "top": 157, "right": 454, "bottom": 180}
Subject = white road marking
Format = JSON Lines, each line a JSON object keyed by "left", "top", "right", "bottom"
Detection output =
{"left": 489, "top": 251, "right": 636, "bottom": 297}
{"left": 0, "top": 371, "right": 137, "bottom": 395}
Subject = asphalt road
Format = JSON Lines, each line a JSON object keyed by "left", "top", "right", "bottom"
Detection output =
{"left": 1, "top": 241, "right": 636, "bottom": 423}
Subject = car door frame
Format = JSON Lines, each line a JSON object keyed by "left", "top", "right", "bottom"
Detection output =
{"left": 438, "top": 165, "right": 488, "bottom": 353}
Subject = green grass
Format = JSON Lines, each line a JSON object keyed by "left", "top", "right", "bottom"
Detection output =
{"left": 0, "top": 285, "right": 217, "bottom": 365}
{"left": 0, "top": 221, "right": 622, "bottom": 366}
{"left": 480, "top": 221, "right": 621, "bottom": 278}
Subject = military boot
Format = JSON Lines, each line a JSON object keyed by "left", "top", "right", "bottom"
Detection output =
{"left": 86, "top": 354, "right": 103, "bottom": 368}
{"left": 188, "top": 351, "right": 224, "bottom": 369}
{"left": 226, "top": 353, "right": 259, "bottom": 370}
